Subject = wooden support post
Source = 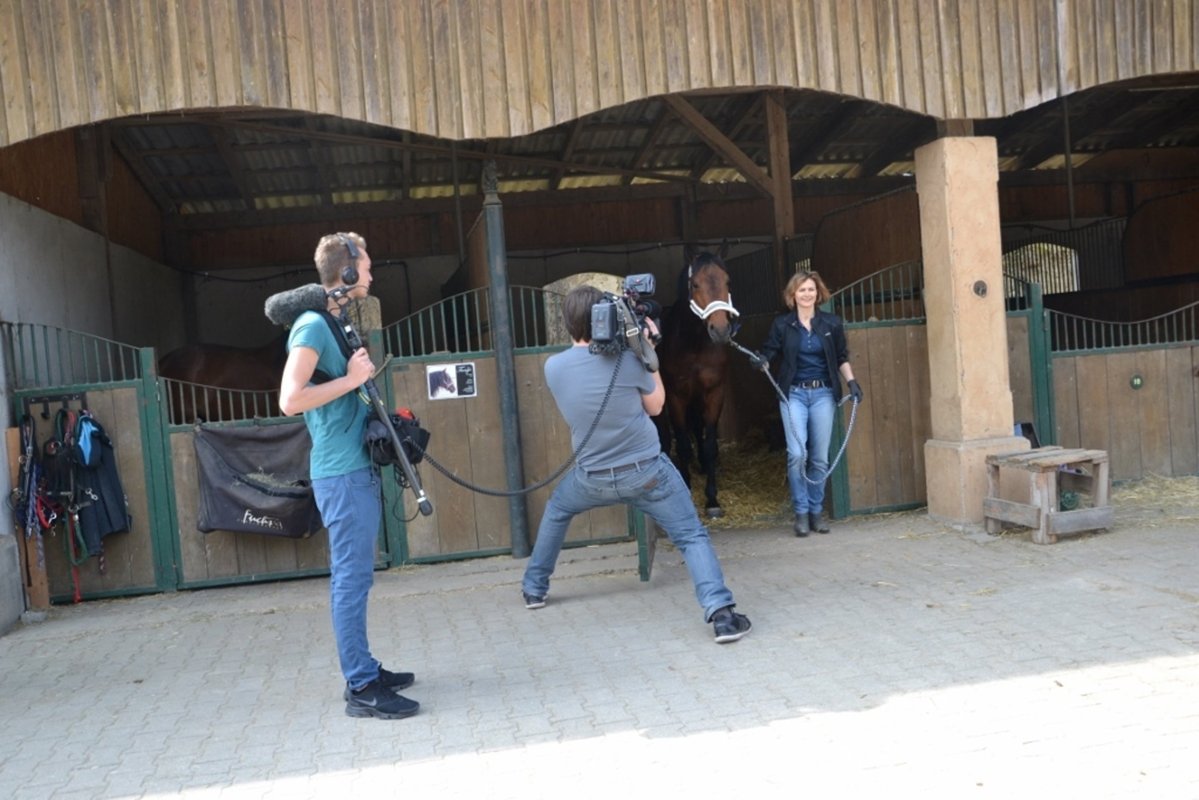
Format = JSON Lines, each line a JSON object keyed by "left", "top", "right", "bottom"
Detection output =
{"left": 6, "top": 427, "right": 50, "bottom": 610}
{"left": 765, "top": 90, "right": 795, "bottom": 291}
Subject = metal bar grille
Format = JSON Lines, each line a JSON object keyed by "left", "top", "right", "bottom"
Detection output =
{"left": 727, "top": 245, "right": 784, "bottom": 317}
{"left": 1001, "top": 218, "right": 1125, "bottom": 293}
{"left": 1049, "top": 302, "right": 1199, "bottom": 353}
{"left": 161, "top": 378, "right": 281, "bottom": 426}
{"left": 383, "top": 286, "right": 562, "bottom": 357}
{"left": 1, "top": 322, "right": 142, "bottom": 389}
{"left": 831, "top": 260, "right": 926, "bottom": 323}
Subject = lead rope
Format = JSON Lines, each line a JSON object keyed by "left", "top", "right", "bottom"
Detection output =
{"left": 729, "top": 339, "right": 859, "bottom": 485}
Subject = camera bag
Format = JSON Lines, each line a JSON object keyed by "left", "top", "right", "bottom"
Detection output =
{"left": 364, "top": 410, "right": 430, "bottom": 468}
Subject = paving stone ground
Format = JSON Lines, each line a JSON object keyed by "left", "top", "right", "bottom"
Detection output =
{"left": 2, "top": 497, "right": 1197, "bottom": 799}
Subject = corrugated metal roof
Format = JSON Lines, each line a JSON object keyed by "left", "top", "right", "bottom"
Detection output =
{"left": 93, "top": 75, "right": 1199, "bottom": 225}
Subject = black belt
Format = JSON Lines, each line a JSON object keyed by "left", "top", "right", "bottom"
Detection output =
{"left": 586, "top": 457, "right": 656, "bottom": 477}
{"left": 794, "top": 378, "right": 825, "bottom": 389}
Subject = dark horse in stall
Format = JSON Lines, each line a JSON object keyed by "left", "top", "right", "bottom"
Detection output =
{"left": 157, "top": 335, "right": 287, "bottom": 424}
{"left": 656, "top": 243, "right": 737, "bottom": 518}
{"left": 428, "top": 367, "right": 456, "bottom": 397}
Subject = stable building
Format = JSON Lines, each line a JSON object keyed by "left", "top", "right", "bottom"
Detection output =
{"left": 2, "top": 1, "right": 1198, "bottom": 629}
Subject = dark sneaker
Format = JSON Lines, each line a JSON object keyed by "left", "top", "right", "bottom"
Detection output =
{"left": 343, "top": 666, "right": 414, "bottom": 701}
{"left": 711, "top": 606, "right": 752, "bottom": 644}
{"left": 345, "top": 680, "right": 420, "bottom": 720}
{"left": 523, "top": 591, "right": 546, "bottom": 609}
{"left": 378, "top": 666, "right": 415, "bottom": 691}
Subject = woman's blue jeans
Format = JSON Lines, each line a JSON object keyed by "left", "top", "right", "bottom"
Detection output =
{"left": 522, "top": 453, "right": 735, "bottom": 621}
{"left": 780, "top": 386, "right": 835, "bottom": 517}
{"left": 313, "top": 466, "right": 382, "bottom": 691}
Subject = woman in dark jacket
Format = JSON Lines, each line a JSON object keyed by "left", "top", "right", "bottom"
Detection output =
{"left": 755, "top": 271, "right": 863, "bottom": 537}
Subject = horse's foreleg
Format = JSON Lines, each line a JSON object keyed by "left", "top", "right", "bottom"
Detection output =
{"left": 672, "top": 420, "right": 694, "bottom": 488}
{"left": 700, "top": 421, "right": 722, "bottom": 518}
{"left": 665, "top": 397, "right": 693, "bottom": 489}
{"left": 653, "top": 412, "right": 672, "bottom": 458}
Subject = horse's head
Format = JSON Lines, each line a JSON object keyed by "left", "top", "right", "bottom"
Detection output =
{"left": 429, "top": 368, "right": 454, "bottom": 395}
{"left": 683, "top": 245, "right": 738, "bottom": 345}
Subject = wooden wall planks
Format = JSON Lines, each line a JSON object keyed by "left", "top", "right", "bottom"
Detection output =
{"left": 3, "top": 0, "right": 1197, "bottom": 148}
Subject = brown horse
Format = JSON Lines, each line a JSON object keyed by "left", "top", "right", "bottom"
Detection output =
{"left": 157, "top": 336, "right": 286, "bottom": 424}
{"left": 656, "top": 243, "right": 737, "bottom": 518}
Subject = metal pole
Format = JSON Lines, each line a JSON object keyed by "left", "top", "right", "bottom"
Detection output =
{"left": 482, "top": 160, "right": 531, "bottom": 557}
{"left": 451, "top": 142, "right": 466, "bottom": 268}
{"left": 1062, "top": 96, "right": 1076, "bottom": 227}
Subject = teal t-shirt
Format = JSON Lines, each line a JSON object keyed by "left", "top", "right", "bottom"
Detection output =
{"left": 287, "top": 311, "right": 372, "bottom": 479}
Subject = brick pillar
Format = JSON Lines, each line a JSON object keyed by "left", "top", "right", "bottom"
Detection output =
{"left": 916, "top": 137, "right": 1028, "bottom": 525}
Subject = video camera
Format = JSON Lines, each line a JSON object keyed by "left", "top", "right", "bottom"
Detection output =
{"left": 589, "top": 273, "right": 662, "bottom": 371}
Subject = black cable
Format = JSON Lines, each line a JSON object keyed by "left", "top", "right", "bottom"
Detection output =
{"left": 728, "top": 337, "right": 859, "bottom": 485}
{"left": 408, "top": 351, "right": 626, "bottom": 497}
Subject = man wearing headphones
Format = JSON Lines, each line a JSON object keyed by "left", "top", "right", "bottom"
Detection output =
{"left": 279, "top": 232, "right": 420, "bottom": 720}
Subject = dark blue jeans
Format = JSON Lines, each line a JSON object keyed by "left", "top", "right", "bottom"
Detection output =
{"left": 522, "top": 453, "right": 735, "bottom": 621}
{"left": 313, "top": 466, "right": 383, "bottom": 691}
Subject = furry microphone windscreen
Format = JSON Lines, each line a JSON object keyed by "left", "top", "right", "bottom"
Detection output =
{"left": 264, "top": 283, "right": 329, "bottom": 326}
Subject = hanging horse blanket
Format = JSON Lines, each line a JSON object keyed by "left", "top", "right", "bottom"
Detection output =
{"left": 72, "top": 413, "right": 133, "bottom": 555}
{"left": 194, "top": 423, "right": 323, "bottom": 538}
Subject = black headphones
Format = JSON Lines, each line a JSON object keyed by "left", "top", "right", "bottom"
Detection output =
{"left": 337, "top": 234, "right": 360, "bottom": 285}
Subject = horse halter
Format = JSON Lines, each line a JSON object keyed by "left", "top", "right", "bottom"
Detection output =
{"left": 686, "top": 264, "right": 741, "bottom": 322}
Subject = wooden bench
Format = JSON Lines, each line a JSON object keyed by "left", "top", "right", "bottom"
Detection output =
{"left": 983, "top": 446, "right": 1113, "bottom": 544}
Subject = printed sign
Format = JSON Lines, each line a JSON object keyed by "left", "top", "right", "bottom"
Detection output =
{"left": 426, "top": 362, "right": 477, "bottom": 400}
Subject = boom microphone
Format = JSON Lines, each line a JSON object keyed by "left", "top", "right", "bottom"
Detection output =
{"left": 264, "top": 283, "right": 330, "bottom": 326}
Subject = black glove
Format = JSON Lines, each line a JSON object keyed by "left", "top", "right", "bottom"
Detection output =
{"left": 748, "top": 352, "right": 769, "bottom": 372}
{"left": 848, "top": 379, "right": 863, "bottom": 403}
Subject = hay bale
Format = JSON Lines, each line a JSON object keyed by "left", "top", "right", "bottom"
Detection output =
{"left": 543, "top": 273, "right": 623, "bottom": 345}
{"left": 344, "top": 295, "right": 381, "bottom": 335}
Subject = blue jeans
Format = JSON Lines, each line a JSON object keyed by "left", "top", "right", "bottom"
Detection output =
{"left": 313, "top": 466, "right": 383, "bottom": 691}
{"left": 781, "top": 386, "right": 835, "bottom": 517}
{"left": 522, "top": 453, "right": 735, "bottom": 621}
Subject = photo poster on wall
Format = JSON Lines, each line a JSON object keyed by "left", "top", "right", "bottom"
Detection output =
{"left": 426, "top": 362, "right": 477, "bottom": 400}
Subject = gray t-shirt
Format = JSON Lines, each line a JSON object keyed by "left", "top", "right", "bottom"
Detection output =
{"left": 544, "top": 345, "right": 660, "bottom": 472}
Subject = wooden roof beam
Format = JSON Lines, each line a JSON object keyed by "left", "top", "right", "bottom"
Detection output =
{"left": 662, "top": 94, "right": 773, "bottom": 196}
{"left": 1014, "top": 93, "right": 1150, "bottom": 169}
{"left": 401, "top": 131, "right": 413, "bottom": 198}
{"left": 209, "top": 125, "right": 257, "bottom": 210}
{"left": 856, "top": 117, "right": 936, "bottom": 177}
{"left": 689, "top": 94, "right": 764, "bottom": 180}
{"left": 302, "top": 118, "right": 337, "bottom": 206}
{"left": 108, "top": 125, "right": 181, "bottom": 215}
{"left": 201, "top": 117, "right": 695, "bottom": 186}
{"left": 788, "top": 99, "right": 870, "bottom": 175}
{"left": 549, "top": 120, "right": 585, "bottom": 190}
{"left": 1109, "top": 89, "right": 1199, "bottom": 148}
{"left": 765, "top": 90, "right": 794, "bottom": 289}
{"left": 623, "top": 105, "right": 677, "bottom": 186}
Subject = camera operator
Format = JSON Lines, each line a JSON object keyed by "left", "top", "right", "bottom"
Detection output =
{"left": 278, "top": 232, "right": 420, "bottom": 720}
{"left": 521, "top": 285, "right": 751, "bottom": 644}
